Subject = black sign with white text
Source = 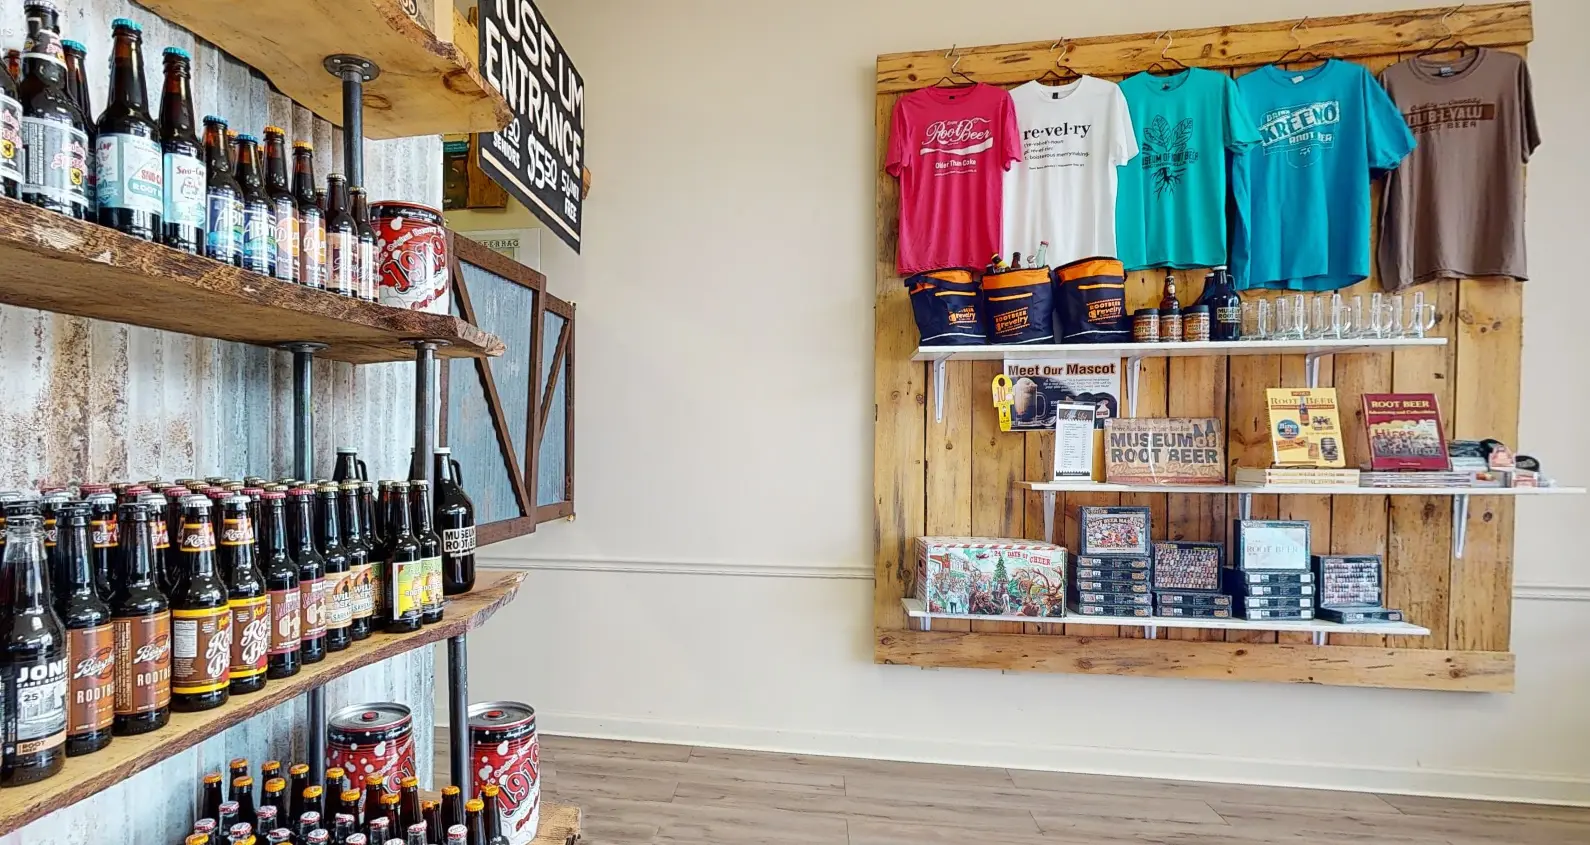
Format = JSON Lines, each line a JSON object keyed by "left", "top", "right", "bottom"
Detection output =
{"left": 478, "top": 0, "right": 585, "bottom": 253}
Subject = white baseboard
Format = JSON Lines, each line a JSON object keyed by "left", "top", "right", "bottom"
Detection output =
{"left": 437, "top": 711, "right": 1590, "bottom": 806}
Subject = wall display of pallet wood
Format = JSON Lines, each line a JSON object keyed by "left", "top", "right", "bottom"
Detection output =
{"left": 872, "top": 3, "right": 1533, "bottom": 692}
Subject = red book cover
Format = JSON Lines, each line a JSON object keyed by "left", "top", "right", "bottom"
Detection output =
{"left": 1362, "top": 393, "right": 1451, "bottom": 471}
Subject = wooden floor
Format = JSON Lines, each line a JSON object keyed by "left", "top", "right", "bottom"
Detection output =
{"left": 437, "top": 735, "right": 1590, "bottom": 844}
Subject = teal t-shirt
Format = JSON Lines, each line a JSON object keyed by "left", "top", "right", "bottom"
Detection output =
{"left": 1116, "top": 68, "right": 1259, "bottom": 271}
{"left": 1231, "top": 61, "right": 1416, "bottom": 291}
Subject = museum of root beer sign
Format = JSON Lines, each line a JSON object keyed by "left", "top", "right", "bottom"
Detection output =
{"left": 478, "top": 0, "right": 586, "bottom": 252}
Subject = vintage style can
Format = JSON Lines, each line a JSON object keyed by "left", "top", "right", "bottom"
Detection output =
{"left": 371, "top": 201, "right": 448, "bottom": 314}
{"left": 469, "top": 701, "right": 539, "bottom": 844}
{"left": 326, "top": 702, "right": 415, "bottom": 796}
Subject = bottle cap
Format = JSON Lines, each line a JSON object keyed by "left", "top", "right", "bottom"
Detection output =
{"left": 289, "top": 763, "right": 310, "bottom": 775}
{"left": 237, "top": 133, "right": 258, "bottom": 144}
{"left": 204, "top": 115, "right": 228, "bottom": 126}
{"left": 61, "top": 39, "right": 85, "bottom": 53}
{"left": 111, "top": 17, "right": 142, "bottom": 31}
{"left": 264, "top": 125, "right": 284, "bottom": 136}
{"left": 203, "top": 772, "right": 223, "bottom": 784}
{"left": 164, "top": 46, "right": 191, "bottom": 60}
{"left": 464, "top": 798, "right": 484, "bottom": 812}
{"left": 262, "top": 490, "right": 286, "bottom": 500}
{"left": 293, "top": 141, "right": 313, "bottom": 151}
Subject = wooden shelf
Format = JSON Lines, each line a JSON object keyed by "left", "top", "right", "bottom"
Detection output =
{"left": 1019, "top": 481, "right": 1587, "bottom": 496}
{"left": 535, "top": 803, "right": 583, "bottom": 844}
{"left": 913, "top": 337, "right": 1446, "bottom": 362}
{"left": 903, "top": 599, "right": 1430, "bottom": 637}
{"left": 135, "top": 1, "right": 511, "bottom": 139}
{"left": 0, "top": 197, "right": 503, "bottom": 364}
{"left": 0, "top": 571, "right": 527, "bottom": 837}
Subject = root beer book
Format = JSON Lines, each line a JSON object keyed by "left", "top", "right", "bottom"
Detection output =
{"left": 1266, "top": 388, "right": 1345, "bottom": 468}
{"left": 1362, "top": 393, "right": 1451, "bottom": 471}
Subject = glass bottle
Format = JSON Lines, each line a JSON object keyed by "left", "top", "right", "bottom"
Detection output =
{"left": 259, "top": 492, "right": 301, "bottom": 679}
{"left": 340, "top": 482, "right": 372, "bottom": 640}
{"left": 58, "top": 502, "right": 113, "bottom": 755}
{"left": 289, "top": 488, "right": 327, "bottom": 663}
{"left": 235, "top": 134, "right": 274, "bottom": 276}
{"left": 158, "top": 46, "right": 204, "bottom": 252}
{"left": 0, "top": 32, "right": 21, "bottom": 199}
{"left": 111, "top": 502, "right": 171, "bottom": 735}
{"left": 409, "top": 480, "right": 443, "bottom": 624}
{"left": 18, "top": 10, "right": 88, "bottom": 219}
{"left": 138, "top": 491, "right": 172, "bottom": 597}
{"left": 350, "top": 186, "right": 377, "bottom": 302}
{"left": 382, "top": 483, "right": 423, "bottom": 633}
{"left": 263, "top": 126, "right": 299, "bottom": 283}
{"left": 434, "top": 449, "right": 476, "bottom": 595}
{"left": 220, "top": 496, "right": 268, "bottom": 695}
{"left": 293, "top": 143, "right": 325, "bottom": 289}
{"left": 324, "top": 174, "right": 357, "bottom": 297}
{"left": 203, "top": 116, "right": 242, "bottom": 266}
{"left": 1204, "top": 265, "right": 1242, "bottom": 342}
{"left": 315, "top": 485, "right": 351, "bottom": 651}
{"left": 202, "top": 770, "right": 226, "bottom": 825}
{"left": 1157, "top": 270, "right": 1182, "bottom": 343}
{"left": 170, "top": 497, "right": 231, "bottom": 711}
{"left": 96, "top": 19, "right": 162, "bottom": 240}
{"left": 0, "top": 508, "right": 67, "bottom": 785}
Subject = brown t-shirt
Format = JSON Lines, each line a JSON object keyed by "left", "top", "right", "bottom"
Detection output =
{"left": 1377, "top": 49, "right": 1540, "bottom": 291}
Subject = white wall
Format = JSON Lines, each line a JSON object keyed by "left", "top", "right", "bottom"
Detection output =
{"left": 454, "top": 0, "right": 1590, "bottom": 802}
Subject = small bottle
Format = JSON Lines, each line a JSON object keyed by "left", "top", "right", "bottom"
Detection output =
{"left": 0, "top": 507, "right": 68, "bottom": 786}
{"left": 1034, "top": 240, "right": 1049, "bottom": 268}
{"left": 382, "top": 483, "right": 423, "bottom": 633}
{"left": 351, "top": 186, "right": 378, "bottom": 302}
{"left": 96, "top": 18, "right": 162, "bottom": 241}
{"left": 409, "top": 481, "right": 443, "bottom": 625}
{"left": 1158, "top": 270, "right": 1183, "bottom": 343}
{"left": 203, "top": 116, "right": 243, "bottom": 266}
{"left": 323, "top": 766, "right": 348, "bottom": 806}
{"left": 1011, "top": 251, "right": 1022, "bottom": 270}
{"left": 18, "top": 16, "right": 90, "bottom": 218}
{"left": 293, "top": 142, "right": 325, "bottom": 289}
{"left": 289, "top": 488, "right": 327, "bottom": 663}
{"left": 259, "top": 492, "right": 301, "bottom": 679}
{"left": 110, "top": 502, "right": 171, "bottom": 735}
{"left": 58, "top": 503, "right": 114, "bottom": 755}
{"left": 340, "top": 482, "right": 373, "bottom": 640}
{"left": 202, "top": 771, "right": 226, "bottom": 825}
{"left": 233, "top": 775, "right": 259, "bottom": 831}
{"left": 263, "top": 126, "right": 299, "bottom": 283}
{"left": 235, "top": 135, "right": 274, "bottom": 276}
{"left": 324, "top": 174, "right": 357, "bottom": 297}
{"left": 169, "top": 497, "right": 231, "bottom": 712}
{"left": 0, "top": 32, "right": 22, "bottom": 198}
{"left": 220, "top": 496, "right": 268, "bottom": 694}
{"left": 287, "top": 764, "right": 312, "bottom": 821}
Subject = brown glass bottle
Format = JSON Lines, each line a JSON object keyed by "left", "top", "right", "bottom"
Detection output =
{"left": 61, "top": 38, "right": 94, "bottom": 205}
{"left": 263, "top": 127, "right": 298, "bottom": 283}
{"left": 110, "top": 502, "right": 171, "bottom": 735}
{"left": 201, "top": 770, "right": 225, "bottom": 825}
{"left": 433, "top": 449, "right": 476, "bottom": 595}
{"left": 292, "top": 143, "right": 325, "bottom": 290}
{"left": 0, "top": 507, "right": 67, "bottom": 785}
{"left": 18, "top": 6, "right": 87, "bottom": 218}
{"left": 220, "top": 497, "right": 268, "bottom": 695}
{"left": 323, "top": 765, "right": 347, "bottom": 805}
{"left": 87, "top": 492, "right": 117, "bottom": 601}
{"left": 349, "top": 186, "right": 377, "bottom": 301}
{"left": 288, "top": 488, "right": 327, "bottom": 663}
{"left": 463, "top": 799, "right": 486, "bottom": 845}
{"left": 138, "top": 491, "right": 172, "bottom": 595}
{"left": 58, "top": 503, "right": 113, "bottom": 755}
{"left": 439, "top": 784, "right": 463, "bottom": 831}
{"left": 324, "top": 174, "right": 357, "bottom": 297}
{"left": 170, "top": 497, "right": 231, "bottom": 711}
{"left": 423, "top": 799, "right": 442, "bottom": 845}
{"left": 382, "top": 483, "right": 423, "bottom": 633}
{"left": 0, "top": 31, "right": 20, "bottom": 199}
{"left": 302, "top": 784, "right": 325, "bottom": 820}
{"left": 480, "top": 785, "right": 509, "bottom": 845}
{"left": 340, "top": 482, "right": 372, "bottom": 640}
{"left": 96, "top": 18, "right": 162, "bottom": 241}
{"left": 337, "top": 787, "right": 362, "bottom": 826}
{"left": 315, "top": 485, "right": 351, "bottom": 651}
{"left": 366, "top": 481, "right": 388, "bottom": 628}
{"left": 1158, "top": 270, "right": 1183, "bottom": 342}
{"left": 233, "top": 774, "right": 259, "bottom": 831}
{"left": 158, "top": 46, "right": 203, "bottom": 253}
{"left": 408, "top": 481, "right": 443, "bottom": 624}
{"left": 287, "top": 763, "right": 311, "bottom": 821}
{"left": 362, "top": 773, "right": 386, "bottom": 830}
{"left": 259, "top": 492, "right": 300, "bottom": 679}
{"left": 235, "top": 135, "right": 274, "bottom": 276}
{"left": 203, "top": 116, "right": 242, "bottom": 265}
{"left": 261, "top": 776, "right": 287, "bottom": 822}
{"left": 397, "top": 776, "right": 422, "bottom": 831}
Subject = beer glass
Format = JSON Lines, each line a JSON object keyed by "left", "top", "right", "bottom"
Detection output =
{"left": 1242, "top": 298, "right": 1271, "bottom": 340}
{"left": 1408, "top": 290, "right": 1438, "bottom": 338}
{"left": 1308, "top": 295, "right": 1329, "bottom": 339}
{"left": 1370, "top": 292, "right": 1390, "bottom": 338}
{"left": 1330, "top": 292, "right": 1353, "bottom": 340}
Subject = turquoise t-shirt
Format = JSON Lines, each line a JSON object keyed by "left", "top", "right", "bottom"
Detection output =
{"left": 1231, "top": 61, "right": 1416, "bottom": 291}
{"left": 1116, "top": 68, "right": 1259, "bottom": 271}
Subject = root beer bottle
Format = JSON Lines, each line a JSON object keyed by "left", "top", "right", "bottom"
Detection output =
{"left": 409, "top": 481, "right": 442, "bottom": 625}
{"left": 315, "top": 485, "right": 351, "bottom": 652}
{"left": 87, "top": 492, "right": 117, "bottom": 601}
{"left": 138, "top": 492, "right": 172, "bottom": 596}
{"left": 220, "top": 497, "right": 267, "bottom": 695}
{"left": 0, "top": 32, "right": 20, "bottom": 199}
{"left": 58, "top": 503, "right": 113, "bottom": 755}
{"left": 381, "top": 483, "right": 422, "bottom": 634}
{"left": 324, "top": 174, "right": 356, "bottom": 297}
{"left": 236, "top": 134, "right": 273, "bottom": 276}
{"left": 434, "top": 449, "right": 475, "bottom": 595}
{"left": 363, "top": 482, "right": 387, "bottom": 628}
{"left": 170, "top": 497, "right": 231, "bottom": 711}
{"left": 263, "top": 126, "right": 298, "bottom": 283}
{"left": 159, "top": 47, "right": 204, "bottom": 254}
{"left": 350, "top": 186, "right": 376, "bottom": 301}
{"left": 111, "top": 502, "right": 171, "bottom": 735}
{"left": 0, "top": 507, "right": 67, "bottom": 786}
{"left": 339, "top": 482, "right": 372, "bottom": 640}
{"left": 18, "top": 12, "right": 89, "bottom": 219}
{"left": 288, "top": 489, "right": 326, "bottom": 663}
{"left": 203, "top": 116, "right": 242, "bottom": 266}
{"left": 259, "top": 492, "right": 300, "bottom": 679}
{"left": 292, "top": 142, "right": 325, "bottom": 289}
{"left": 96, "top": 18, "right": 162, "bottom": 241}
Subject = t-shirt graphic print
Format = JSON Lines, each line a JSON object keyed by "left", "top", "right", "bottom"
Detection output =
{"left": 888, "top": 84, "right": 1022, "bottom": 275}
{"left": 1257, "top": 99, "right": 1341, "bottom": 167}
{"left": 1141, "top": 115, "right": 1196, "bottom": 193}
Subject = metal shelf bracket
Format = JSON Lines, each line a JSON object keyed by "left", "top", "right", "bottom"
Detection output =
{"left": 1305, "top": 352, "right": 1326, "bottom": 388}
{"left": 1453, "top": 494, "right": 1469, "bottom": 559}
{"left": 932, "top": 356, "right": 947, "bottom": 423}
{"left": 1042, "top": 490, "right": 1056, "bottom": 545}
{"left": 1125, "top": 355, "right": 1143, "bottom": 417}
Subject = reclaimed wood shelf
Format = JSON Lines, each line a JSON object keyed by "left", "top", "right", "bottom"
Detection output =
{"left": 912, "top": 337, "right": 1446, "bottom": 362}
{"left": 903, "top": 599, "right": 1431, "bottom": 637}
{"left": 535, "top": 803, "right": 583, "bottom": 844}
{"left": 0, "top": 571, "right": 527, "bottom": 837}
{"left": 135, "top": 0, "right": 511, "bottom": 139}
{"left": 1019, "top": 481, "right": 1587, "bottom": 496}
{"left": 0, "top": 197, "right": 504, "bottom": 364}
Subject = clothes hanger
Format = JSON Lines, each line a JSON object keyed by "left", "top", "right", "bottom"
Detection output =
{"left": 1144, "top": 31, "right": 1190, "bottom": 76}
{"left": 1275, "top": 17, "right": 1327, "bottom": 67}
{"left": 1416, "top": 6, "right": 1476, "bottom": 61}
{"left": 933, "top": 46, "right": 978, "bottom": 89}
{"left": 1036, "top": 40, "right": 1080, "bottom": 85}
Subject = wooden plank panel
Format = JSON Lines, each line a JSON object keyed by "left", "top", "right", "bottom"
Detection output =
{"left": 1115, "top": 269, "right": 1168, "bottom": 641}
{"left": 876, "top": 629, "right": 1514, "bottom": 692}
{"left": 1023, "top": 429, "right": 1057, "bottom": 636}
{"left": 1225, "top": 350, "right": 1280, "bottom": 645}
{"left": 970, "top": 362, "right": 1026, "bottom": 634}
{"left": 1275, "top": 353, "right": 1331, "bottom": 646}
{"left": 923, "top": 357, "right": 971, "bottom": 635}
{"left": 876, "top": 3, "right": 1533, "bottom": 92}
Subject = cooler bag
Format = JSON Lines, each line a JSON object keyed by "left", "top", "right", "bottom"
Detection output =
{"left": 1055, "top": 257, "right": 1130, "bottom": 344}
{"left": 904, "top": 268, "right": 986, "bottom": 346}
{"left": 981, "top": 268, "right": 1055, "bottom": 345}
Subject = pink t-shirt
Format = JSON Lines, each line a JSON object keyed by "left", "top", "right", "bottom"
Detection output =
{"left": 887, "top": 84, "right": 1022, "bottom": 275}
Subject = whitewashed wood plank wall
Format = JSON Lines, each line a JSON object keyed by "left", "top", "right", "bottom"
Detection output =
{"left": 0, "top": 1, "right": 443, "bottom": 841}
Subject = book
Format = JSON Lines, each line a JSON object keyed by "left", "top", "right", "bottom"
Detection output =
{"left": 1359, "top": 471, "right": 1477, "bottom": 488}
{"left": 1103, "top": 417, "right": 1225, "bottom": 485}
{"left": 1234, "top": 467, "right": 1361, "bottom": 487}
{"left": 1265, "top": 388, "right": 1345, "bottom": 468}
{"left": 1362, "top": 393, "right": 1451, "bottom": 471}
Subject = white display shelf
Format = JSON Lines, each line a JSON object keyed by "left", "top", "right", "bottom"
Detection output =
{"left": 911, "top": 337, "right": 1446, "bottom": 363}
{"left": 902, "top": 598, "right": 1430, "bottom": 644}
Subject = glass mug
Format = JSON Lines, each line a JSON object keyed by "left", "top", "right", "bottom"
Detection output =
{"left": 1407, "top": 290, "right": 1438, "bottom": 338}
{"left": 1242, "top": 299, "right": 1271, "bottom": 340}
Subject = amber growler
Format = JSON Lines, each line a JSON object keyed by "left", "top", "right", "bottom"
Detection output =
{"left": 220, "top": 497, "right": 268, "bottom": 695}
{"left": 434, "top": 449, "right": 476, "bottom": 595}
{"left": 288, "top": 488, "right": 327, "bottom": 663}
{"left": 263, "top": 127, "right": 298, "bottom": 283}
{"left": 158, "top": 47, "right": 204, "bottom": 253}
{"left": 17, "top": 7, "right": 88, "bottom": 218}
{"left": 315, "top": 484, "right": 351, "bottom": 651}
{"left": 382, "top": 483, "right": 423, "bottom": 633}
{"left": 409, "top": 480, "right": 443, "bottom": 624}
{"left": 203, "top": 116, "right": 243, "bottom": 266}
{"left": 170, "top": 497, "right": 231, "bottom": 711}
{"left": 258, "top": 491, "right": 301, "bottom": 679}
{"left": 96, "top": 19, "right": 163, "bottom": 240}
{"left": 292, "top": 142, "right": 325, "bottom": 289}
{"left": 57, "top": 503, "right": 113, "bottom": 755}
{"left": 110, "top": 503, "right": 171, "bottom": 735}
{"left": 340, "top": 482, "right": 372, "bottom": 640}
{"left": 0, "top": 504, "right": 67, "bottom": 785}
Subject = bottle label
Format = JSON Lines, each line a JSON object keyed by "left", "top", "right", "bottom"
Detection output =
{"left": 389, "top": 559, "right": 423, "bottom": 619}
{"left": 164, "top": 152, "right": 206, "bottom": 229}
{"left": 92, "top": 518, "right": 118, "bottom": 548}
{"left": 442, "top": 526, "right": 476, "bottom": 557}
{"left": 43, "top": 516, "right": 57, "bottom": 549}
{"left": 180, "top": 521, "right": 217, "bottom": 552}
{"left": 220, "top": 517, "right": 254, "bottom": 547}
{"left": 327, "top": 230, "right": 355, "bottom": 295}
{"left": 300, "top": 209, "right": 326, "bottom": 289}
{"left": 242, "top": 200, "right": 274, "bottom": 275}
{"left": 171, "top": 606, "right": 232, "bottom": 694}
{"left": 273, "top": 197, "right": 299, "bottom": 283}
{"left": 301, "top": 576, "right": 328, "bottom": 639}
{"left": 0, "top": 93, "right": 22, "bottom": 186}
{"left": 152, "top": 516, "right": 169, "bottom": 550}
{"left": 326, "top": 569, "right": 353, "bottom": 630}
{"left": 206, "top": 190, "right": 241, "bottom": 263}
{"left": 95, "top": 133, "right": 164, "bottom": 215}
{"left": 229, "top": 595, "right": 270, "bottom": 679}
{"left": 113, "top": 613, "right": 172, "bottom": 715}
{"left": 369, "top": 559, "right": 387, "bottom": 619}
{"left": 11, "top": 657, "right": 67, "bottom": 754}
{"left": 422, "top": 555, "right": 443, "bottom": 610}
{"left": 357, "top": 239, "right": 375, "bottom": 300}
{"left": 23, "top": 29, "right": 65, "bottom": 66}
{"left": 1216, "top": 304, "right": 1241, "bottom": 324}
{"left": 22, "top": 115, "right": 89, "bottom": 213}
{"left": 68, "top": 624, "right": 115, "bottom": 734}
{"left": 268, "top": 587, "right": 301, "bottom": 656}
{"left": 350, "top": 561, "right": 373, "bottom": 620}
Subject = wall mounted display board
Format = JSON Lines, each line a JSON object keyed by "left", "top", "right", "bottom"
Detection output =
{"left": 872, "top": 3, "right": 1535, "bottom": 692}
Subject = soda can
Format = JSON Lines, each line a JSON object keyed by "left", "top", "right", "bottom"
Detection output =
{"left": 327, "top": 703, "right": 415, "bottom": 796}
{"left": 371, "top": 201, "right": 448, "bottom": 314}
{"left": 468, "top": 701, "right": 538, "bottom": 844}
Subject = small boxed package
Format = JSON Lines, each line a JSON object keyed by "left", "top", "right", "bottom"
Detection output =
{"left": 915, "top": 537, "right": 1067, "bottom": 617}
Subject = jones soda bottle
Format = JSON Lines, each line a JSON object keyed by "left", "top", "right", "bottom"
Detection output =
{"left": 0, "top": 505, "right": 68, "bottom": 786}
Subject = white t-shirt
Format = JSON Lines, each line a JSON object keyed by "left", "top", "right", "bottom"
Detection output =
{"left": 1002, "top": 77, "right": 1139, "bottom": 268}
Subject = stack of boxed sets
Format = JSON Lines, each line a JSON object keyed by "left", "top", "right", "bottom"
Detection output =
{"left": 1069, "top": 507, "right": 1153, "bottom": 618}
{"left": 1314, "top": 553, "right": 1404, "bottom": 623}
{"left": 1225, "top": 520, "right": 1317, "bottom": 621}
{"left": 914, "top": 537, "right": 1067, "bottom": 617}
{"left": 1151, "top": 540, "right": 1233, "bottom": 619}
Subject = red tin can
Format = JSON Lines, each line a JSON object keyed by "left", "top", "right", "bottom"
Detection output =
{"left": 371, "top": 201, "right": 448, "bottom": 313}
{"left": 327, "top": 702, "right": 415, "bottom": 797}
{"left": 469, "top": 701, "right": 539, "bottom": 844}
